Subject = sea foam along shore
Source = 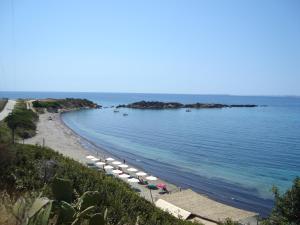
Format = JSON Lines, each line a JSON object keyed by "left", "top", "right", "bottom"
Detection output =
{"left": 24, "top": 110, "right": 179, "bottom": 202}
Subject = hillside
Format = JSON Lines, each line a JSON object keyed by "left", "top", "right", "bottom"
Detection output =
{"left": 32, "top": 98, "right": 101, "bottom": 112}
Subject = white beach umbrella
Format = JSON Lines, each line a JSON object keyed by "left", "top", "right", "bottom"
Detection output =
{"left": 112, "top": 161, "right": 121, "bottom": 165}
{"left": 127, "top": 168, "right": 138, "bottom": 172}
{"left": 86, "top": 155, "right": 95, "bottom": 159}
{"left": 112, "top": 169, "right": 123, "bottom": 174}
{"left": 106, "top": 157, "right": 114, "bottom": 161}
{"left": 136, "top": 172, "right": 147, "bottom": 176}
{"left": 146, "top": 176, "right": 158, "bottom": 181}
{"left": 119, "top": 164, "right": 128, "bottom": 168}
{"left": 91, "top": 158, "right": 100, "bottom": 161}
{"left": 95, "top": 162, "right": 105, "bottom": 166}
{"left": 128, "top": 178, "right": 139, "bottom": 183}
{"left": 119, "top": 174, "right": 130, "bottom": 178}
{"left": 104, "top": 165, "right": 114, "bottom": 169}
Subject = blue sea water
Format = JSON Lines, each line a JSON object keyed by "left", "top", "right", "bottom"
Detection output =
{"left": 1, "top": 91, "right": 300, "bottom": 216}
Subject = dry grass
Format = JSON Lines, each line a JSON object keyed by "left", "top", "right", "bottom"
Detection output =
{"left": 0, "top": 192, "right": 18, "bottom": 225}
{"left": 0, "top": 191, "right": 36, "bottom": 225}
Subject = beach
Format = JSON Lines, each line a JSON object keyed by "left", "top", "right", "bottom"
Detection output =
{"left": 16, "top": 100, "right": 261, "bottom": 224}
{"left": 24, "top": 111, "right": 179, "bottom": 202}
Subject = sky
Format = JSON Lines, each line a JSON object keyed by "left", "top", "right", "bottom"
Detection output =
{"left": 0, "top": 0, "right": 299, "bottom": 95}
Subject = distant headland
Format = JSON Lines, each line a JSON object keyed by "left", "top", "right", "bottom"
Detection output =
{"left": 116, "top": 101, "right": 258, "bottom": 109}
{"left": 32, "top": 98, "right": 101, "bottom": 113}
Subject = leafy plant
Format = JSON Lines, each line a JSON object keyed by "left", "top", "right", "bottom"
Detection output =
{"left": 262, "top": 177, "right": 300, "bottom": 225}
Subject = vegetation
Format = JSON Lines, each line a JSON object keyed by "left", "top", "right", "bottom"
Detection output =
{"left": 0, "top": 98, "right": 8, "bottom": 112}
{"left": 116, "top": 101, "right": 257, "bottom": 109}
{"left": 0, "top": 108, "right": 196, "bottom": 225}
{"left": 262, "top": 178, "right": 300, "bottom": 225}
{"left": 1, "top": 178, "right": 110, "bottom": 225}
{"left": 4, "top": 101, "right": 38, "bottom": 143}
{"left": 219, "top": 219, "right": 240, "bottom": 225}
{"left": 32, "top": 98, "right": 101, "bottom": 112}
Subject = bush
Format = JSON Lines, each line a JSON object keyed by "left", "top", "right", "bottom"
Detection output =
{"left": 262, "top": 178, "right": 300, "bottom": 225}
{"left": 4, "top": 102, "right": 38, "bottom": 142}
{"left": 0, "top": 143, "right": 197, "bottom": 225}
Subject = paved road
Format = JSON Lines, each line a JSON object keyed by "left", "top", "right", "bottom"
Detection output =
{"left": 0, "top": 100, "right": 16, "bottom": 121}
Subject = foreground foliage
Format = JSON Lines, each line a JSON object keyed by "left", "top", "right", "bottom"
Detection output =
{"left": 8, "top": 178, "right": 110, "bottom": 225}
{"left": 262, "top": 178, "right": 300, "bottom": 225}
{"left": 0, "top": 142, "right": 196, "bottom": 225}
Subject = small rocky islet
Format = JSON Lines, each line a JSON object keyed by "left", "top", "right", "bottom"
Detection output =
{"left": 116, "top": 101, "right": 258, "bottom": 109}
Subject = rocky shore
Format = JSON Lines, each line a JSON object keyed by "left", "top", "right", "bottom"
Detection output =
{"left": 116, "top": 101, "right": 258, "bottom": 109}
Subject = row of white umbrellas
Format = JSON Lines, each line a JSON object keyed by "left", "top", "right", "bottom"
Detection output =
{"left": 86, "top": 155, "right": 158, "bottom": 181}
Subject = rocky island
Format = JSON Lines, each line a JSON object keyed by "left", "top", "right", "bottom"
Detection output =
{"left": 116, "top": 101, "right": 257, "bottom": 109}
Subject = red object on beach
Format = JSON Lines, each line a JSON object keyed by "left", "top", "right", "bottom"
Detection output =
{"left": 156, "top": 183, "right": 166, "bottom": 189}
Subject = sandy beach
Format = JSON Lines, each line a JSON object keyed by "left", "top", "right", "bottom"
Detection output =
{"left": 24, "top": 111, "right": 179, "bottom": 202}
{"left": 18, "top": 105, "right": 259, "bottom": 225}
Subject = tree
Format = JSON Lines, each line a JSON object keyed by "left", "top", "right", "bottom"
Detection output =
{"left": 5, "top": 112, "right": 36, "bottom": 144}
{"left": 5, "top": 113, "right": 19, "bottom": 144}
{"left": 263, "top": 177, "right": 300, "bottom": 225}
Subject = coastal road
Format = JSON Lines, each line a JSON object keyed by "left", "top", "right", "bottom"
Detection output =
{"left": 0, "top": 100, "right": 16, "bottom": 121}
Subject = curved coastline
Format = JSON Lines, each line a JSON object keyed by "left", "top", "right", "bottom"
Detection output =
{"left": 60, "top": 109, "right": 273, "bottom": 217}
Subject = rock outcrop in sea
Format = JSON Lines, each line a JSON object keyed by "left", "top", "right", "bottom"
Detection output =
{"left": 116, "top": 101, "right": 257, "bottom": 109}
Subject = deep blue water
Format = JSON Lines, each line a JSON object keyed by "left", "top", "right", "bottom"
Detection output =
{"left": 1, "top": 91, "right": 300, "bottom": 217}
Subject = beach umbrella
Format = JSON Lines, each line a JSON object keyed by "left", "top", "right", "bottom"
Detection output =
{"left": 95, "top": 162, "right": 105, "bottom": 166}
{"left": 91, "top": 158, "right": 100, "bottom": 161}
{"left": 86, "top": 155, "right": 95, "bottom": 159}
{"left": 106, "top": 157, "right": 114, "bottom": 161}
{"left": 146, "top": 176, "right": 157, "bottom": 181}
{"left": 136, "top": 172, "right": 147, "bottom": 176}
{"left": 119, "top": 164, "right": 128, "bottom": 168}
{"left": 156, "top": 183, "right": 166, "bottom": 189}
{"left": 104, "top": 165, "right": 114, "bottom": 169}
{"left": 119, "top": 174, "right": 130, "bottom": 178}
{"left": 128, "top": 178, "right": 139, "bottom": 183}
{"left": 147, "top": 184, "right": 158, "bottom": 190}
{"left": 112, "top": 161, "right": 121, "bottom": 165}
{"left": 127, "top": 168, "right": 138, "bottom": 172}
{"left": 112, "top": 169, "right": 123, "bottom": 174}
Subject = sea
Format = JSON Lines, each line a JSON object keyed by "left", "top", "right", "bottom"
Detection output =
{"left": 1, "top": 91, "right": 300, "bottom": 217}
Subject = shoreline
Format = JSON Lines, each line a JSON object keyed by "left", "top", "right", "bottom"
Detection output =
{"left": 24, "top": 108, "right": 260, "bottom": 224}
{"left": 24, "top": 110, "right": 179, "bottom": 202}
{"left": 59, "top": 110, "right": 272, "bottom": 217}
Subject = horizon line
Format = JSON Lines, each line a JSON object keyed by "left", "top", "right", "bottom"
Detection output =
{"left": 0, "top": 90, "right": 299, "bottom": 98}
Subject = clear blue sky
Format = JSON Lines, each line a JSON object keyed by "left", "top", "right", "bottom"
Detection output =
{"left": 0, "top": 0, "right": 299, "bottom": 95}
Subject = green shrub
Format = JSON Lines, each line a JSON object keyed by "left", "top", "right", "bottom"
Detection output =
{"left": 0, "top": 143, "right": 196, "bottom": 225}
{"left": 4, "top": 102, "right": 38, "bottom": 143}
{"left": 262, "top": 178, "right": 300, "bottom": 225}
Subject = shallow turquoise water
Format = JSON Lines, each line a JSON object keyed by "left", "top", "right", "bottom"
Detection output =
{"left": 2, "top": 92, "right": 300, "bottom": 216}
